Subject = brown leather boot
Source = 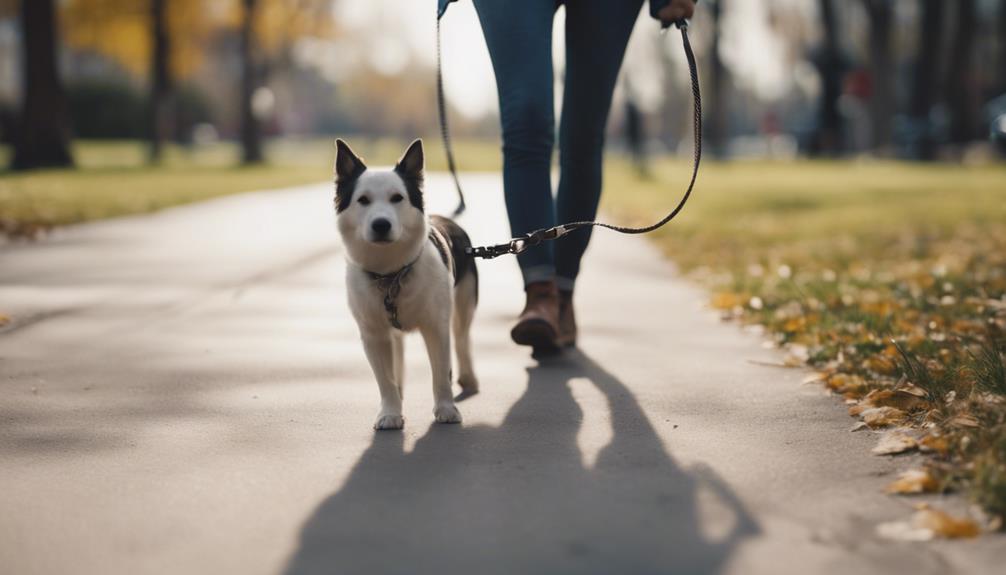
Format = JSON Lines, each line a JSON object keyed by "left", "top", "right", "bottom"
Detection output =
{"left": 511, "top": 280, "right": 560, "bottom": 353}
{"left": 557, "top": 290, "right": 577, "bottom": 348}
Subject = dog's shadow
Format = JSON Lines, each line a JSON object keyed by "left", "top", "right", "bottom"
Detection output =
{"left": 284, "top": 350, "right": 758, "bottom": 574}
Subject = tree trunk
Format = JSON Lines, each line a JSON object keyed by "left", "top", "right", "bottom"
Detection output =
{"left": 813, "top": 0, "right": 844, "bottom": 156}
{"left": 708, "top": 0, "right": 728, "bottom": 158}
{"left": 863, "top": 0, "right": 894, "bottom": 153}
{"left": 910, "top": 0, "right": 943, "bottom": 160}
{"left": 1001, "top": 0, "right": 1006, "bottom": 93}
{"left": 947, "top": 0, "right": 977, "bottom": 146}
{"left": 12, "top": 0, "right": 74, "bottom": 170}
{"left": 148, "top": 0, "right": 172, "bottom": 163}
{"left": 240, "top": 0, "right": 263, "bottom": 165}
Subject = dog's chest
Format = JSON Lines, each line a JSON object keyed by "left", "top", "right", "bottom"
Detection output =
{"left": 348, "top": 253, "right": 452, "bottom": 332}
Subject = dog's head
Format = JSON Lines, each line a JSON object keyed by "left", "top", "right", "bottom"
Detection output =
{"left": 334, "top": 139, "right": 427, "bottom": 269}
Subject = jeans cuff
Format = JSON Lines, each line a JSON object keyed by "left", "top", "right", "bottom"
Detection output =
{"left": 521, "top": 265, "right": 556, "bottom": 286}
{"left": 555, "top": 276, "right": 576, "bottom": 292}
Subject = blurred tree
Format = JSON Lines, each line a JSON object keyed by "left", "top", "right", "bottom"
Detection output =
{"left": 861, "top": 0, "right": 894, "bottom": 153}
{"left": 239, "top": 0, "right": 263, "bottom": 164}
{"left": 11, "top": 0, "right": 75, "bottom": 170}
{"left": 946, "top": 0, "right": 977, "bottom": 147}
{"left": 232, "top": 0, "right": 338, "bottom": 164}
{"left": 62, "top": 0, "right": 219, "bottom": 79}
{"left": 811, "top": 0, "right": 845, "bottom": 156}
{"left": 707, "top": 0, "right": 728, "bottom": 158}
{"left": 62, "top": 0, "right": 221, "bottom": 163}
{"left": 909, "top": 0, "right": 943, "bottom": 160}
{"left": 1001, "top": 0, "right": 1006, "bottom": 94}
{"left": 149, "top": 0, "right": 170, "bottom": 162}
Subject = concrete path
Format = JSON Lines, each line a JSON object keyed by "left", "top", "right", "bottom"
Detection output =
{"left": 1, "top": 174, "right": 1002, "bottom": 574}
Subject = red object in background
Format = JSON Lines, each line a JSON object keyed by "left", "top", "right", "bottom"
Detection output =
{"left": 761, "top": 110, "right": 780, "bottom": 135}
{"left": 846, "top": 68, "right": 872, "bottom": 100}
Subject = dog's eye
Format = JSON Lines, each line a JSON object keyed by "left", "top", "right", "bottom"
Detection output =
{"left": 390, "top": 194, "right": 404, "bottom": 204}
{"left": 358, "top": 196, "right": 371, "bottom": 206}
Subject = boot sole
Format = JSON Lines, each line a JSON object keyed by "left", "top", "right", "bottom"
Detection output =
{"left": 511, "top": 318, "right": 560, "bottom": 354}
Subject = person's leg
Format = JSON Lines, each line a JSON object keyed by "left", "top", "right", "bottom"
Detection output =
{"left": 555, "top": 0, "right": 644, "bottom": 290}
{"left": 473, "top": 0, "right": 558, "bottom": 285}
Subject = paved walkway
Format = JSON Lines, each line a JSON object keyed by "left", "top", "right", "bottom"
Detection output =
{"left": 1, "top": 174, "right": 1002, "bottom": 574}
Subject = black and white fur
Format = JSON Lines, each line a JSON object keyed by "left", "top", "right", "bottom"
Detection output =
{"left": 335, "top": 139, "right": 479, "bottom": 430}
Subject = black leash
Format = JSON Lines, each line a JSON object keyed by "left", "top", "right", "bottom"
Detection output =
{"left": 436, "top": 17, "right": 701, "bottom": 259}
{"left": 436, "top": 16, "right": 466, "bottom": 218}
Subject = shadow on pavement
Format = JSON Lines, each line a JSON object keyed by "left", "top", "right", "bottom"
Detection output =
{"left": 284, "top": 350, "right": 759, "bottom": 574}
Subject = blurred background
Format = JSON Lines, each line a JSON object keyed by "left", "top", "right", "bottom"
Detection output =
{"left": 2, "top": 0, "right": 1006, "bottom": 535}
{"left": 1, "top": 0, "right": 1004, "bottom": 174}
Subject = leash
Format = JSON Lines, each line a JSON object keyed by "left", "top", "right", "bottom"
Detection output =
{"left": 436, "top": 16, "right": 702, "bottom": 260}
{"left": 436, "top": 16, "right": 466, "bottom": 217}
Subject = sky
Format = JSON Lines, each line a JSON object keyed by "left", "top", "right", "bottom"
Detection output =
{"left": 332, "top": 0, "right": 816, "bottom": 120}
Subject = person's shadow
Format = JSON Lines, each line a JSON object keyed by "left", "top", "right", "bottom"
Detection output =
{"left": 284, "top": 350, "right": 758, "bottom": 575}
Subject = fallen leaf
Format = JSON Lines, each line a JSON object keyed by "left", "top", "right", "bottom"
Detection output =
{"left": 826, "top": 373, "right": 868, "bottom": 395}
{"left": 858, "top": 387, "right": 930, "bottom": 412}
{"left": 919, "top": 434, "right": 950, "bottom": 456}
{"left": 0, "top": 313, "right": 10, "bottom": 327}
{"left": 783, "top": 354, "right": 804, "bottom": 367}
{"left": 886, "top": 469, "right": 938, "bottom": 494}
{"left": 876, "top": 520, "right": 934, "bottom": 542}
{"left": 747, "top": 359, "right": 802, "bottom": 368}
{"left": 948, "top": 414, "right": 981, "bottom": 429}
{"left": 850, "top": 421, "right": 868, "bottom": 432}
{"left": 866, "top": 355, "right": 897, "bottom": 375}
{"left": 913, "top": 509, "right": 981, "bottom": 539}
{"left": 862, "top": 406, "right": 908, "bottom": 429}
{"left": 896, "top": 382, "right": 929, "bottom": 398}
{"left": 801, "top": 372, "right": 828, "bottom": 385}
{"left": 711, "top": 292, "right": 743, "bottom": 310}
{"left": 877, "top": 508, "right": 981, "bottom": 541}
{"left": 872, "top": 431, "right": 918, "bottom": 455}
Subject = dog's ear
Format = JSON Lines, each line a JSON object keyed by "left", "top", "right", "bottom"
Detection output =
{"left": 394, "top": 139, "right": 425, "bottom": 212}
{"left": 334, "top": 139, "right": 366, "bottom": 213}
{"left": 395, "top": 139, "right": 424, "bottom": 180}
{"left": 334, "top": 139, "right": 366, "bottom": 182}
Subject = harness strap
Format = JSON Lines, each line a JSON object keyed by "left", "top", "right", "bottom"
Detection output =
{"left": 366, "top": 230, "right": 452, "bottom": 330}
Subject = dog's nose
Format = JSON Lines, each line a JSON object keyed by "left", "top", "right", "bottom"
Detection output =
{"left": 371, "top": 218, "right": 392, "bottom": 236}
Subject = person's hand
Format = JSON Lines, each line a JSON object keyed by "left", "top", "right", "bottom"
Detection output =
{"left": 657, "top": 0, "right": 696, "bottom": 24}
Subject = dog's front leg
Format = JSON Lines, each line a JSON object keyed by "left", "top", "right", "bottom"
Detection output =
{"left": 362, "top": 331, "right": 404, "bottom": 430}
{"left": 420, "top": 320, "right": 462, "bottom": 424}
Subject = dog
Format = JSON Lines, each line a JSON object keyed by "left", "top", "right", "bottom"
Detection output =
{"left": 334, "top": 138, "right": 479, "bottom": 430}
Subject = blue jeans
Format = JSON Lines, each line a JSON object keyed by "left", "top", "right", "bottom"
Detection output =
{"left": 473, "top": 0, "right": 644, "bottom": 290}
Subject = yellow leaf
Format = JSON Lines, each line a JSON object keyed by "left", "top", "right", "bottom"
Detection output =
{"left": 866, "top": 355, "right": 897, "bottom": 375}
{"left": 862, "top": 406, "right": 908, "bottom": 429}
{"left": 872, "top": 431, "right": 917, "bottom": 455}
{"left": 710, "top": 292, "right": 743, "bottom": 310}
{"left": 913, "top": 509, "right": 981, "bottom": 539}
{"left": 919, "top": 434, "right": 950, "bottom": 456}
{"left": 0, "top": 313, "right": 9, "bottom": 327}
{"left": 885, "top": 469, "right": 938, "bottom": 494}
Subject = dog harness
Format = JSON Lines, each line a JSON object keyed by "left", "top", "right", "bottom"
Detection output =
{"left": 366, "top": 229, "right": 452, "bottom": 330}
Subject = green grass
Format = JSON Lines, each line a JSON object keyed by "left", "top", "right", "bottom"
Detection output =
{"left": 0, "top": 138, "right": 501, "bottom": 237}
{"left": 605, "top": 157, "right": 1006, "bottom": 527}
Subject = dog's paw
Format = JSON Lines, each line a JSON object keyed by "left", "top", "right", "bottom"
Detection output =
{"left": 374, "top": 413, "right": 405, "bottom": 431}
{"left": 457, "top": 373, "right": 479, "bottom": 394}
{"left": 434, "top": 402, "right": 462, "bottom": 424}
